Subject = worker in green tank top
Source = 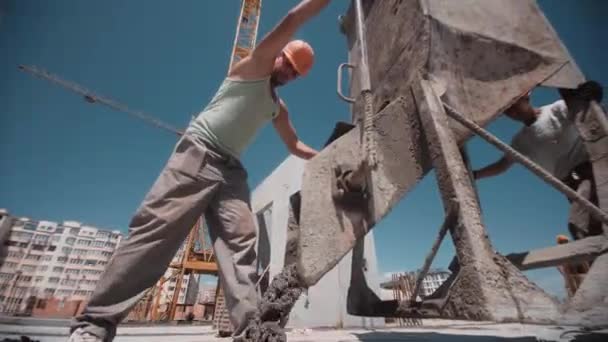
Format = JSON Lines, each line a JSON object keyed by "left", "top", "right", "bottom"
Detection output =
{"left": 187, "top": 33, "right": 321, "bottom": 160}
{"left": 69, "top": 1, "right": 332, "bottom": 342}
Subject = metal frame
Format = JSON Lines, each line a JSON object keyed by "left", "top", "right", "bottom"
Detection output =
{"left": 381, "top": 77, "right": 608, "bottom": 326}
{"left": 410, "top": 78, "right": 560, "bottom": 322}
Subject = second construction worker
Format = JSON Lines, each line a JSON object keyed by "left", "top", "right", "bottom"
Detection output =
{"left": 69, "top": 1, "right": 332, "bottom": 341}
{"left": 473, "top": 82, "right": 604, "bottom": 240}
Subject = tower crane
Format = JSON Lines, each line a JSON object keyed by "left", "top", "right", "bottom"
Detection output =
{"left": 17, "top": 64, "right": 184, "bottom": 137}
{"left": 18, "top": 0, "right": 263, "bottom": 135}
{"left": 17, "top": 0, "right": 263, "bottom": 332}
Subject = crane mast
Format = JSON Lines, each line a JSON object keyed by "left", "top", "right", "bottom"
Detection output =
{"left": 229, "top": 0, "right": 263, "bottom": 70}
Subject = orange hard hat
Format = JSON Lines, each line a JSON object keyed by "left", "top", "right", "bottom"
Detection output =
{"left": 282, "top": 40, "right": 314, "bottom": 76}
{"left": 556, "top": 234, "right": 570, "bottom": 244}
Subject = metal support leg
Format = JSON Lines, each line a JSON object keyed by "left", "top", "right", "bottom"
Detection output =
{"left": 410, "top": 202, "right": 458, "bottom": 304}
{"left": 413, "top": 76, "right": 560, "bottom": 323}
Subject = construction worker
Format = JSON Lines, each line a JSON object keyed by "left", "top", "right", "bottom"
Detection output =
{"left": 473, "top": 81, "right": 604, "bottom": 240}
{"left": 555, "top": 234, "right": 589, "bottom": 298}
{"left": 69, "top": 1, "right": 332, "bottom": 341}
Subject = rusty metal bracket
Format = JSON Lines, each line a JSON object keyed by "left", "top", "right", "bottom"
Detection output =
{"left": 331, "top": 160, "right": 369, "bottom": 212}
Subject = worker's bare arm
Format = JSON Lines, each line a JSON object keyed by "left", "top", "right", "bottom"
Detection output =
{"left": 272, "top": 99, "right": 318, "bottom": 160}
{"left": 229, "top": 0, "right": 331, "bottom": 80}
{"left": 473, "top": 157, "right": 513, "bottom": 179}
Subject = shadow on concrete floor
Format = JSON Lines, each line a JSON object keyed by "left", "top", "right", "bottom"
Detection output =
{"left": 355, "top": 331, "right": 608, "bottom": 342}
{"left": 355, "top": 332, "right": 545, "bottom": 341}
{"left": 569, "top": 332, "right": 608, "bottom": 342}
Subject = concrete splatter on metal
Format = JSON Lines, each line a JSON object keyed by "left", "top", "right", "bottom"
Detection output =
{"left": 298, "top": 0, "right": 584, "bottom": 289}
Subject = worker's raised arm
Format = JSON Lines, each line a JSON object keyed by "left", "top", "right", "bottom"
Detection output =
{"left": 254, "top": 0, "right": 330, "bottom": 60}
{"left": 230, "top": 0, "right": 331, "bottom": 79}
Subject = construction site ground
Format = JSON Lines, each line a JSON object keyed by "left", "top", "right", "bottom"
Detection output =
{"left": 1, "top": 318, "right": 607, "bottom": 342}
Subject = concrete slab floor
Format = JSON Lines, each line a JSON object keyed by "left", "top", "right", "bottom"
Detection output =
{"left": 1, "top": 319, "right": 606, "bottom": 342}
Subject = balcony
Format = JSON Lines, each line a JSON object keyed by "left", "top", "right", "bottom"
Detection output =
{"left": 79, "top": 282, "right": 98, "bottom": 290}
{"left": 9, "top": 234, "right": 33, "bottom": 243}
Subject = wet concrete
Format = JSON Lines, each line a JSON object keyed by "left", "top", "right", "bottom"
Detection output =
{"left": 242, "top": 265, "right": 304, "bottom": 342}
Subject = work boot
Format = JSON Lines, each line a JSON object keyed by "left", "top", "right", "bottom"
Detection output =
{"left": 67, "top": 328, "right": 103, "bottom": 342}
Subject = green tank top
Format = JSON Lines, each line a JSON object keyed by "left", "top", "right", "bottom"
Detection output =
{"left": 186, "top": 77, "right": 279, "bottom": 159}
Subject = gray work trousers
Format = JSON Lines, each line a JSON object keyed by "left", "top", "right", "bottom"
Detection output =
{"left": 71, "top": 135, "right": 259, "bottom": 341}
{"left": 565, "top": 162, "right": 602, "bottom": 240}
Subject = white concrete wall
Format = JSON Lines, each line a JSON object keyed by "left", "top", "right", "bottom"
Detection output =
{"left": 251, "top": 156, "right": 384, "bottom": 329}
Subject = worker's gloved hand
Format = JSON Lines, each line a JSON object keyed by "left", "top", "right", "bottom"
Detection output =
{"left": 331, "top": 160, "right": 369, "bottom": 212}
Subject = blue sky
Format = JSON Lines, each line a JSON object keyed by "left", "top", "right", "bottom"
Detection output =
{"left": 1, "top": 1, "right": 606, "bottom": 299}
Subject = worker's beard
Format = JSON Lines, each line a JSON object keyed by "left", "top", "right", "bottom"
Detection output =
{"left": 270, "top": 72, "right": 287, "bottom": 87}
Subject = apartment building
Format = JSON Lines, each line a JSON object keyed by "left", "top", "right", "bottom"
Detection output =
{"left": 1, "top": 209, "right": 204, "bottom": 320}
{"left": 196, "top": 285, "right": 217, "bottom": 321}
{"left": 0, "top": 209, "right": 123, "bottom": 315}
{"left": 198, "top": 286, "right": 216, "bottom": 305}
